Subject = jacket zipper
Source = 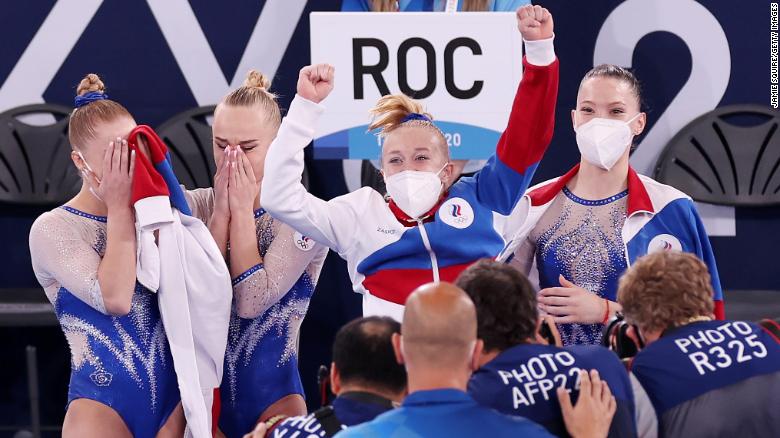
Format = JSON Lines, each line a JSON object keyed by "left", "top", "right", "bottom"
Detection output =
{"left": 416, "top": 219, "right": 440, "bottom": 283}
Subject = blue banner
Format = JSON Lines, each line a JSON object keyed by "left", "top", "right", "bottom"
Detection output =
{"left": 314, "top": 121, "right": 501, "bottom": 159}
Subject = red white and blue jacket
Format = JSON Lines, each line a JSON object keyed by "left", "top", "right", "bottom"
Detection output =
{"left": 500, "top": 164, "right": 725, "bottom": 319}
{"left": 261, "top": 38, "right": 558, "bottom": 320}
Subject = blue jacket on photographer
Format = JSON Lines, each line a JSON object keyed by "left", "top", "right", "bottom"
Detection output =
{"left": 616, "top": 251, "right": 780, "bottom": 438}
{"left": 456, "top": 259, "right": 656, "bottom": 438}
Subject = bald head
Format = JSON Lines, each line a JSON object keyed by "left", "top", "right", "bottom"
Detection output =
{"left": 401, "top": 282, "right": 478, "bottom": 368}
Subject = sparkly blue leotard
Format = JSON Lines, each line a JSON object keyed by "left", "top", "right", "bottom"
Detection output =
{"left": 218, "top": 273, "right": 317, "bottom": 438}
{"left": 183, "top": 188, "right": 327, "bottom": 438}
{"left": 532, "top": 187, "right": 629, "bottom": 346}
{"left": 216, "top": 209, "right": 325, "bottom": 438}
{"left": 29, "top": 207, "right": 180, "bottom": 438}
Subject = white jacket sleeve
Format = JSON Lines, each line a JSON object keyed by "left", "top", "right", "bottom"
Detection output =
{"left": 260, "top": 95, "right": 360, "bottom": 255}
{"left": 135, "top": 197, "right": 232, "bottom": 438}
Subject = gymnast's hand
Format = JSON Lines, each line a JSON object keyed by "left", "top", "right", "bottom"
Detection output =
{"left": 538, "top": 275, "right": 608, "bottom": 324}
{"left": 228, "top": 146, "right": 260, "bottom": 215}
{"left": 87, "top": 137, "right": 135, "bottom": 212}
{"left": 517, "top": 4, "right": 553, "bottom": 41}
{"left": 213, "top": 146, "right": 231, "bottom": 218}
{"left": 297, "top": 63, "right": 335, "bottom": 104}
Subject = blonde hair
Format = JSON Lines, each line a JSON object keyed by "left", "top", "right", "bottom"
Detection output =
{"left": 221, "top": 70, "right": 281, "bottom": 126}
{"left": 369, "top": 94, "right": 448, "bottom": 159}
{"left": 370, "top": 93, "right": 444, "bottom": 131}
{"left": 618, "top": 252, "right": 715, "bottom": 333}
{"left": 68, "top": 73, "right": 133, "bottom": 149}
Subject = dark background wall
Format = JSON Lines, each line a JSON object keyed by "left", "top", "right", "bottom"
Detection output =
{"left": 0, "top": 1, "right": 774, "bottom": 435}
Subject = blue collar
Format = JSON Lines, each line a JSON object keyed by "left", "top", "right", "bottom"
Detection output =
{"left": 562, "top": 186, "right": 628, "bottom": 206}
{"left": 402, "top": 389, "right": 473, "bottom": 407}
{"left": 332, "top": 392, "right": 395, "bottom": 427}
{"left": 61, "top": 206, "right": 107, "bottom": 223}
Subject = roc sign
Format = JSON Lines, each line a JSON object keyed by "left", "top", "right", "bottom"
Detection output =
{"left": 310, "top": 12, "right": 523, "bottom": 160}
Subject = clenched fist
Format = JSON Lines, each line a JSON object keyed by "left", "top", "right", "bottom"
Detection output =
{"left": 297, "top": 64, "right": 335, "bottom": 104}
{"left": 517, "top": 5, "right": 553, "bottom": 41}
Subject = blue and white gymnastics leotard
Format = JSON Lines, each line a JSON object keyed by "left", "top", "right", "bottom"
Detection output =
{"left": 186, "top": 188, "right": 327, "bottom": 438}
{"left": 525, "top": 187, "right": 629, "bottom": 346}
{"left": 29, "top": 206, "right": 180, "bottom": 438}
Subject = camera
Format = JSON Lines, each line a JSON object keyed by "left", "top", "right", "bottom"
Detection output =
{"left": 601, "top": 313, "right": 644, "bottom": 360}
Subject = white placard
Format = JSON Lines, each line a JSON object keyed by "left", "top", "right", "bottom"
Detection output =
{"left": 310, "top": 12, "right": 523, "bottom": 160}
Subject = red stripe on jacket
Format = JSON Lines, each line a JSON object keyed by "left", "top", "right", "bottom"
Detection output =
{"left": 363, "top": 262, "right": 474, "bottom": 305}
{"left": 496, "top": 57, "right": 559, "bottom": 174}
{"left": 127, "top": 125, "right": 170, "bottom": 205}
{"left": 714, "top": 300, "right": 725, "bottom": 321}
{"left": 528, "top": 164, "right": 654, "bottom": 215}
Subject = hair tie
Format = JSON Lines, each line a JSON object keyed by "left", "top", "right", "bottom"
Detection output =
{"left": 74, "top": 91, "right": 109, "bottom": 109}
{"left": 401, "top": 112, "right": 432, "bottom": 124}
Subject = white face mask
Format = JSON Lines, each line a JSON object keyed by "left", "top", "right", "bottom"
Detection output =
{"left": 77, "top": 150, "right": 103, "bottom": 201}
{"left": 385, "top": 163, "right": 448, "bottom": 219}
{"left": 575, "top": 113, "right": 641, "bottom": 171}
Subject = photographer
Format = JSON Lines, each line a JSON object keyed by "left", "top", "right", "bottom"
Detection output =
{"left": 243, "top": 316, "right": 406, "bottom": 437}
{"left": 617, "top": 252, "right": 780, "bottom": 437}
{"left": 457, "top": 260, "right": 654, "bottom": 437}
{"left": 338, "top": 282, "right": 615, "bottom": 438}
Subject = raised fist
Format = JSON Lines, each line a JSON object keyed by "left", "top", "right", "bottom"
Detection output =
{"left": 297, "top": 64, "right": 335, "bottom": 104}
{"left": 517, "top": 5, "right": 553, "bottom": 41}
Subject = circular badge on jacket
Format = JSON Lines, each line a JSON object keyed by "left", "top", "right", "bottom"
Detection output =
{"left": 439, "top": 197, "right": 474, "bottom": 229}
{"left": 293, "top": 231, "right": 315, "bottom": 252}
{"left": 647, "top": 234, "right": 683, "bottom": 253}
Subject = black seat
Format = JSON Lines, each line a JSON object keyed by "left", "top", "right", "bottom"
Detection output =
{"left": 0, "top": 104, "right": 80, "bottom": 205}
{"left": 156, "top": 106, "right": 217, "bottom": 189}
{"left": 0, "top": 103, "right": 66, "bottom": 354}
{"left": 0, "top": 104, "right": 70, "bottom": 436}
{"left": 655, "top": 105, "right": 780, "bottom": 207}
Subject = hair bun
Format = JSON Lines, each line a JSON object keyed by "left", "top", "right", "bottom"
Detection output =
{"left": 76, "top": 73, "right": 106, "bottom": 97}
{"left": 243, "top": 70, "right": 271, "bottom": 91}
{"left": 368, "top": 94, "right": 431, "bottom": 133}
